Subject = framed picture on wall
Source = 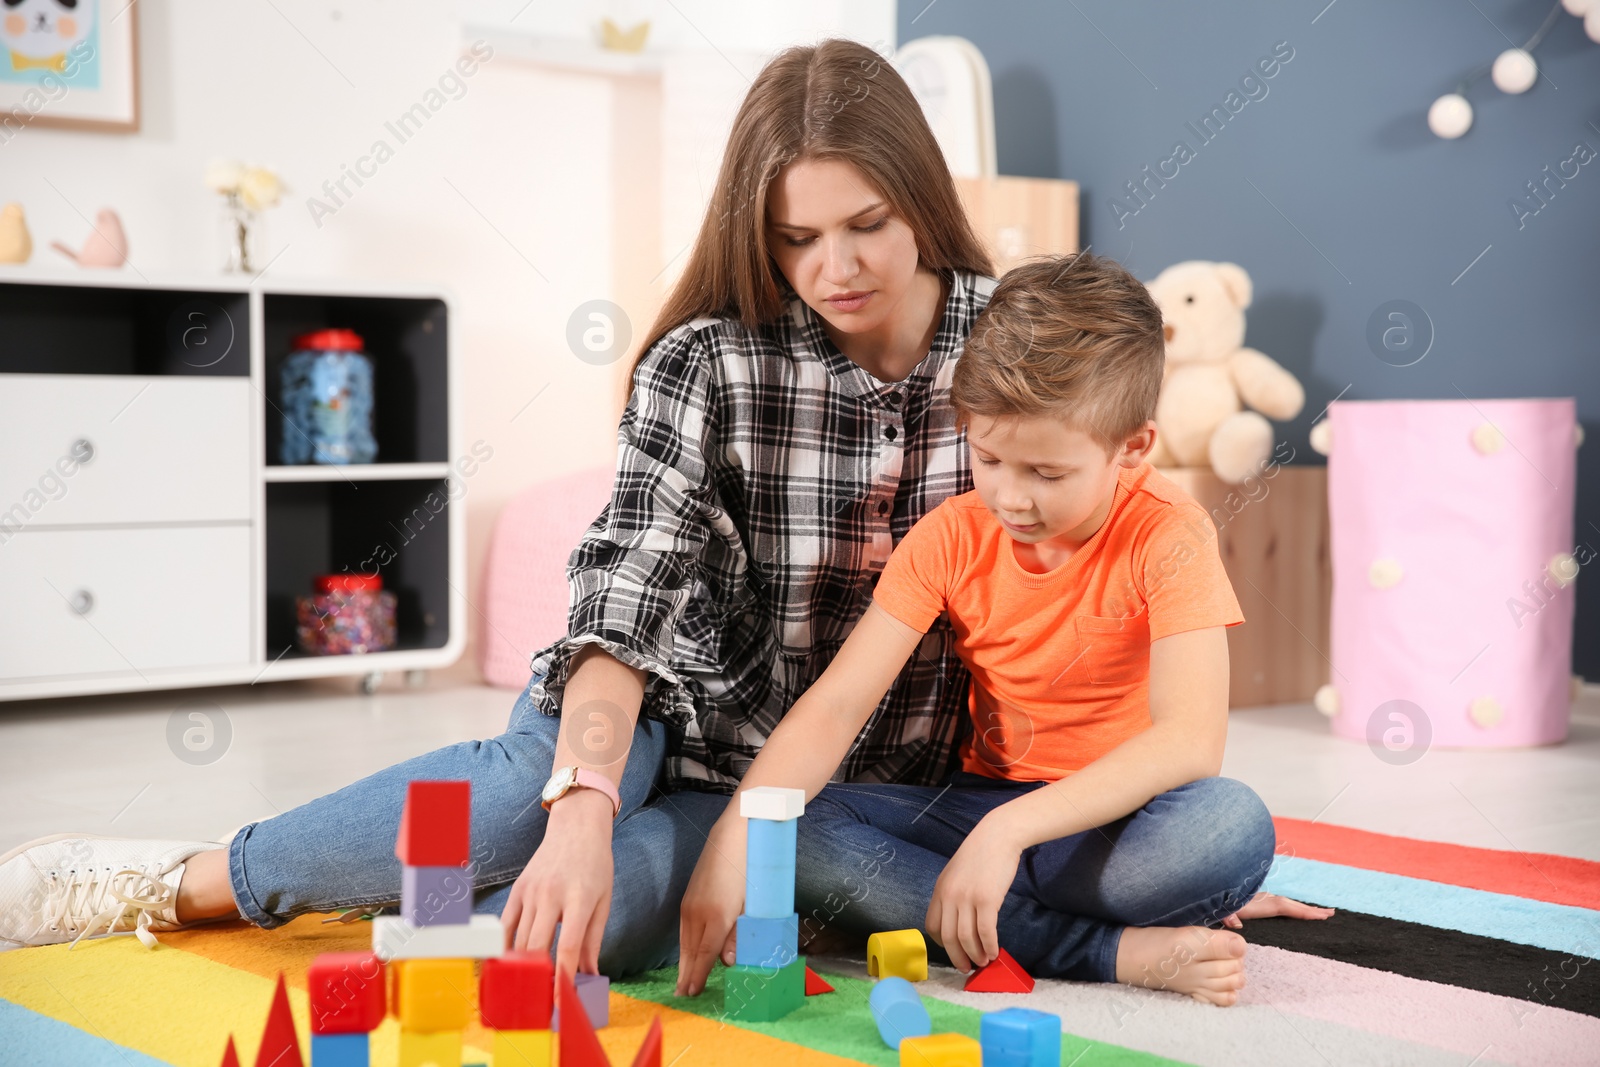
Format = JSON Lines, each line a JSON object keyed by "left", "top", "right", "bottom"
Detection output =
{"left": 0, "top": 0, "right": 140, "bottom": 134}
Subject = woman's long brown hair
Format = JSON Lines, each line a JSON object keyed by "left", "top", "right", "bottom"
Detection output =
{"left": 628, "top": 37, "right": 995, "bottom": 396}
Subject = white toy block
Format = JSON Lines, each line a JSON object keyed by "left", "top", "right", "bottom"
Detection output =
{"left": 371, "top": 913, "right": 503, "bottom": 961}
{"left": 1326, "top": 398, "right": 1578, "bottom": 749}
{"left": 739, "top": 786, "right": 806, "bottom": 822}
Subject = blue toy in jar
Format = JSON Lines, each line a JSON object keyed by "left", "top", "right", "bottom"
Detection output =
{"left": 280, "top": 327, "right": 377, "bottom": 465}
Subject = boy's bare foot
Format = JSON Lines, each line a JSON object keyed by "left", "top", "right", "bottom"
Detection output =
{"left": 1114, "top": 925, "right": 1247, "bottom": 1006}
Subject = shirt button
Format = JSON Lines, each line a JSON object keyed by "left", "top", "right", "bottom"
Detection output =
{"left": 877, "top": 500, "right": 889, "bottom": 516}
{"left": 883, "top": 425, "right": 898, "bottom": 441}
{"left": 886, "top": 390, "right": 904, "bottom": 409}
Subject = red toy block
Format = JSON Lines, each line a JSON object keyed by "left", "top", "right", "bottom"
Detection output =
{"left": 219, "top": 1035, "right": 240, "bottom": 1067}
{"left": 629, "top": 1016, "right": 663, "bottom": 1067}
{"left": 558, "top": 969, "right": 610, "bottom": 1067}
{"left": 395, "top": 780, "right": 471, "bottom": 866}
{"left": 805, "top": 965, "right": 834, "bottom": 995}
{"left": 480, "top": 951, "right": 554, "bottom": 1030}
{"left": 255, "top": 973, "right": 304, "bottom": 1067}
{"left": 962, "top": 948, "right": 1034, "bottom": 993}
{"left": 307, "top": 951, "right": 387, "bottom": 1034}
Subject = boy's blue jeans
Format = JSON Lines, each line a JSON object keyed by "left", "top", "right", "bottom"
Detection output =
{"left": 226, "top": 673, "right": 1274, "bottom": 981}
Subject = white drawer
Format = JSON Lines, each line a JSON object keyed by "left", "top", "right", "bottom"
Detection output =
{"left": 0, "top": 375, "right": 251, "bottom": 526}
{"left": 0, "top": 526, "right": 251, "bottom": 682}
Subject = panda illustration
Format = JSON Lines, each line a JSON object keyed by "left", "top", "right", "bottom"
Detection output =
{"left": 2, "top": 0, "right": 95, "bottom": 74}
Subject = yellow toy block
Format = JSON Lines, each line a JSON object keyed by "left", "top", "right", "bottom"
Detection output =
{"left": 396, "top": 957, "right": 474, "bottom": 1031}
{"left": 867, "top": 929, "right": 928, "bottom": 982}
{"left": 399, "top": 1028, "right": 461, "bottom": 1067}
{"left": 900, "top": 1033, "right": 981, "bottom": 1066}
{"left": 493, "top": 1029, "right": 553, "bottom": 1067}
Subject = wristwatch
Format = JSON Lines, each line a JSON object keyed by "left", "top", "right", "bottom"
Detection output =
{"left": 540, "top": 766, "right": 621, "bottom": 818}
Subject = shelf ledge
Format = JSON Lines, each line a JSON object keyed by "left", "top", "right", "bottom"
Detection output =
{"left": 263, "top": 462, "right": 450, "bottom": 482}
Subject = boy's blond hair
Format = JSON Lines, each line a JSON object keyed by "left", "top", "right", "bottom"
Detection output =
{"left": 952, "top": 252, "right": 1166, "bottom": 457}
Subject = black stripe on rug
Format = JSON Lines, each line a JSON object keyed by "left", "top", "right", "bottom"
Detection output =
{"left": 1236, "top": 905, "right": 1600, "bottom": 1020}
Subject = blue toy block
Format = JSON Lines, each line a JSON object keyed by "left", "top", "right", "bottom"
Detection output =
{"left": 401, "top": 864, "right": 473, "bottom": 926}
{"left": 868, "top": 976, "right": 931, "bottom": 1049}
{"left": 552, "top": 971, "right": 610, "bottom": 1030}
{"left": 310, "top": 1032, "right": 367, "bottom": 1067}
{"left": 735, "top": 912, "right": 799, "bottom": 968}
{"left": 745, "top": 816, "right": 797, "bottom": 918}
{"left": 980, "top": 1007, "right": 1061, "bottom": 1067}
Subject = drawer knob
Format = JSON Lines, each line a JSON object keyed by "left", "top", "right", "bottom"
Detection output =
{"left": 68, "top": 589, "right": 95, "bottom": 616}
{"left": 72, "top": 438, "right": 95, "bottom": 463}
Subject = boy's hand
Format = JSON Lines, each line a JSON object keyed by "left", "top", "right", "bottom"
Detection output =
{"left": 675, "top": 820, "right": 748, "bottom": 996}
{"left": 924, "top": 818, "right": 1023, "bottom": 974}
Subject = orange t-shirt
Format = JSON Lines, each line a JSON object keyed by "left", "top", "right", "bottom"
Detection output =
{"left": 871, "top": 463, "right": 1244, "bottom": 782}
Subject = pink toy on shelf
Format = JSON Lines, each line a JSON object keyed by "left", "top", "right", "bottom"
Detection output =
{"left": 1322, "top": 398, "right": 1579, "bottom": 750}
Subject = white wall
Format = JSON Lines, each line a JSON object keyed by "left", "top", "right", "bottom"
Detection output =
{"left": 2, "top": 0, "right": 893, "bottom": 682}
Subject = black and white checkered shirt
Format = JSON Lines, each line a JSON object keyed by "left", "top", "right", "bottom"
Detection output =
{"left": 528, "top": 270, "right": 998, "bottom": 792}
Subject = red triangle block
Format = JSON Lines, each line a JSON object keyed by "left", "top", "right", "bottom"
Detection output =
{"left": 219, "top": 1035, "right": 241, "bottom": 1067}
{"left": 804, "top": 965, "right": 834, "bottom": 996}
{"left": 962, "top": 949, "right": 1035, "bottom": 993}
{"left": 558, "top": 968, "right": 612, "bottom": 1067}
{"left": 629, "top": 1016, "right": 664, "bottom": 1067}
{"left": 255, "top": 973, "right": 305, "bottom": 1067}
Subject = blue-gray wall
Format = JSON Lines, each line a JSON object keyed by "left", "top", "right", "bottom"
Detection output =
{"left": 902, "top": 0, "right": 1599, "bottom": 679}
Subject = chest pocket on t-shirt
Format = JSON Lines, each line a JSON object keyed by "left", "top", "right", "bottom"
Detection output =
{"left": 1074, "top": 609, "right": 1150, "bottom": 686}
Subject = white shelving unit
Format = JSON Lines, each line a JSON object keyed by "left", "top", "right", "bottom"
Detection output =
{"left": 0, "top": 265, "right": 465, "bottom": 701}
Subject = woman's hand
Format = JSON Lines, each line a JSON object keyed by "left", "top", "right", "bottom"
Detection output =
{"left": 499, "top": 789, "right": 615, "bottom": 975}
{"left": 1221, "top": 891, "right": 1335, "bottom": 928}
{"left": 675, "top": 820, "right": 748, "bottom": 996}
{"left": 924, "top": 817, "right": 1024, "bottom": 974}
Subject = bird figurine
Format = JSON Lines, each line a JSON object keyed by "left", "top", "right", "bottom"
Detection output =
{"left": 51, "top": 207, "right": 129, "bottom": 268}
{"left": 0, "top": 202, "right": 32, "bottom": 264}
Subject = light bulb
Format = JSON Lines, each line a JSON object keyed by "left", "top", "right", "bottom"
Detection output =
{"left": 1428, "top": 93, "right": 1473, "bottom": 139}
{"left": 1492, "top": 48, "right": 1537, "bottom": 93}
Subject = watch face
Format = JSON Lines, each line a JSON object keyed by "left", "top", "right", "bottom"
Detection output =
{"left": 542, "top": 766, "right": 575, "bottom": 803}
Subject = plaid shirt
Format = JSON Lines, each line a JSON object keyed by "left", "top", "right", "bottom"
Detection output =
{"left": 528, "top": 270, "right": 998, "bottom": 792}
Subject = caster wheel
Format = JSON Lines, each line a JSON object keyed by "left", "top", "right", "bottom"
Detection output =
{"left": 360, "top": 671, "right": 383, "bottom": 695}
{"left": 405, "top": 669, "right": 428, "bottom": 689}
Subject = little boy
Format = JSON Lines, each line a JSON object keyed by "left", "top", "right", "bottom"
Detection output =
{"left": 676, "top": 253, "right": 1326, "bottom": 1006}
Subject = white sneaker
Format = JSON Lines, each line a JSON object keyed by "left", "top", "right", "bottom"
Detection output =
{"left": 0, "top": 834, "right": 222, "bottom": 950}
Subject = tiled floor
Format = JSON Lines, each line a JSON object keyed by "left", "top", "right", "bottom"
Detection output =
{"left": 2, "top": 672, "right": 1596, "bottom": 862}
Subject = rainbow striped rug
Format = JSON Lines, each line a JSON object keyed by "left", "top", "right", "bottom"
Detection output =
{"left": 1, "top": 818, "right": 1596, "bottom": 1067}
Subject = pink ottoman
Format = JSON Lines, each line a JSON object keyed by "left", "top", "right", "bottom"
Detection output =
{"left": 1322, "top": 398, "right": 1580, "bottom": 750}
{"left": 477, "top": 465, "right": 616, "bottom": 690}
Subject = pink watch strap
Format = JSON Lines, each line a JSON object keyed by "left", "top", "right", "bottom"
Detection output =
{"left": 568, "top": 768, "right": 621, "bottom": 817}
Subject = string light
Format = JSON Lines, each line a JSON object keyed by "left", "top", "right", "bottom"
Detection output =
{"left": 1428, "top": 1, "right": 1588, "bottom": 139}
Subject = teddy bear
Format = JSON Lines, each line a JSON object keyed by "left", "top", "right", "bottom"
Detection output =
{"left": 1144, "top": 260, "right": 1305, "bottom": 484}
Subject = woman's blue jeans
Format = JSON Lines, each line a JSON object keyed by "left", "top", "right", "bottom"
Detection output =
{"left": 794, "top": 772, "right": 1276, "bottom": 982}
{"left": 225, "top": 673, "right": 730, "bottom": 977}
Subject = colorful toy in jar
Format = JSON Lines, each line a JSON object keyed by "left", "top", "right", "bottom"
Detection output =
{"left": 279, "top": 327, "right": 377, "bottom": 465}
{"left": 296, "top": 573, "right": 397, "bottom": 655}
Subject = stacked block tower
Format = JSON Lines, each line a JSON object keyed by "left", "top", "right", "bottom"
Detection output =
{"left": 725, "top": 786, "right": 808, "bottom": 1022}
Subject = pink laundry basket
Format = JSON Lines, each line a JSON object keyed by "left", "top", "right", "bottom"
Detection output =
{"left": 1324, "top": 398, "right": 1580, "bottom": 750}
{"left": 477, "top": 465, "right": 616, "bottom": 689}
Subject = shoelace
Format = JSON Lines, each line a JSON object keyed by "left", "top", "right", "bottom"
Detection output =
{"left": 43, "top": 864, "right": 178, "bottom": 950}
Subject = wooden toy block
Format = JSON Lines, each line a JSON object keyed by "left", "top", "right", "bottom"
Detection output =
{"left": 629, "top": 1017, "right": 663, "bottom": 1067}
{"left": 745, "top": 816, "right": 797, "bottom": 918}
{"left": 739, "top": 786, "right": 806, "bottom": 821}
{"left": 492, "top": 1029, "right": 553, "bottom": 1067}
{"left": 256, "top": 973, "right": 304, "bottom": 1067}
{"left": 962, "top": 948, "right": 1034, "bottom": 993}
{"left": 398, "top": 1029, "right": 461, "bottom": 1067}
{"left": 480, "top": 951, "right": 554, "bottom": 1030}
{"left": 804, "top": 965, "right": 834, "bottom": 995}
{"left": 307, "top": 951, "right": 386, "bottom": 1034}
{"left": 372, "top": 914, "right": 502, "bottom": 960}
{"left": 734, "top": 912, "right": 799, "bottom": 968}
{"left": 553, "top": 971, "right": 610, "bottom": 1030}
{"left": 899, "top": 1033, "right": 982, "bottom": 1067}
{"left": 395, "top": 780, "right": 471, "bottom": 866}
{"left": 867, "top": 929, "right": 928, "bottom": 982}
{"left": 557, "top": 968, "right": 610, "bottom": 1067}
{"left": 869, "top": 976, "right": 931, "bottom": 1049}
{"left": 309, "top": 1033, "right": 366, "bottom": 1067}
{"left": 402, "top": 864, "right": 474, "bottom": 927}
{"left": 724, "top": 956, "right": 807, "bottom": 1022}
{"left": 396, "top": 957, "right": 474, "bottom": 1032}
{"left": 219, "top": 1034, "right": 240, "bottom": 1067}
{"left": 979, "top": 1007, "right": 1061, "bottom": 1067}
